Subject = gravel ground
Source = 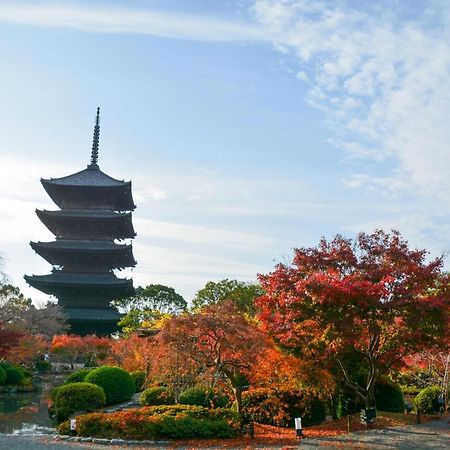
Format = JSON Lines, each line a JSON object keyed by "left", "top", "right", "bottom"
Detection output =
{"left": 0, "top": 417, "right": 448, "bottom": 449}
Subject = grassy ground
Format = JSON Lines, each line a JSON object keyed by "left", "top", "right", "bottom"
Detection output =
{"left": 169, "top": 412, "right": 442, "bottom": 449}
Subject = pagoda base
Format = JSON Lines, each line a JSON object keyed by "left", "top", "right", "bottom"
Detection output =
{"left": 64, "top": 307, "right": 123, "bottom": 336}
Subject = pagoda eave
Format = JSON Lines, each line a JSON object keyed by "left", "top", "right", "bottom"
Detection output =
{"left": 36, "top": 209, "right": 136, "bottom": 240}
{"left": 42, "top": 180, "right": 135, "bottom": 211}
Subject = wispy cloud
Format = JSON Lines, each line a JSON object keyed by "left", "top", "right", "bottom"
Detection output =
{"left": 252, "top": 0, "right": 450, "bottom": 256}
{"left": 253, "top": 1, "right": 450, "bottom": 201}
{"left": 0, "top": 2, "right": 266, "bottom": 42}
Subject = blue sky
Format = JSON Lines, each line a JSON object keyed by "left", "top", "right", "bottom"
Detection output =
{"left": 1, "top": 0, "right": 450, "bottom": 303}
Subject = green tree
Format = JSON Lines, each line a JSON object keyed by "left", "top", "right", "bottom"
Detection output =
{"left": 192, "top": 279, "right": 264, "bottom": 316}
{"left": 113, "top": 284, "right": 186, "bottom": 335}
{"left": 113, "top": 284, "right": 187, "bottom": 314}
{"left": 117, "top": 309, "right": 170, "bottom": 336}
{"left": 0, "top": 280, "right": 67, "bottom": 337}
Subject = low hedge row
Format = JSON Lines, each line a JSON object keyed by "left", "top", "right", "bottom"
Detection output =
{"left": 58, "top": 405, "right": 240, "bottom": 440}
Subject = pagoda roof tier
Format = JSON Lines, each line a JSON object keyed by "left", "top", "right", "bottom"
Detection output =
{"left": 36, "top": 209, "right": 136, "bottom": 240}
{"left": 43, "top": 166, "right": 129, "bottom": 187}
{"left": 24, "top": 272, "right": 134, "bottom": 299}
{"left": 63, "top": 307, "right": 122, "bottom": 322}
{"left": 42, "top": 167, "right": 135, "bottom": 211}
{"left": 30, "top": 240, "right": 136, "bottom": 270}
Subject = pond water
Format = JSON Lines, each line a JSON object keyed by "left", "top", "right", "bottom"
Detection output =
{"left": 0, "top": 376, "right": 63, "bottom": 434}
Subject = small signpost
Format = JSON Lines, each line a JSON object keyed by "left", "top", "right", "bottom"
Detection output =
{"left": 69, "top": 418, "right": 76, "bottom": 436}
{"left": 294, "top": 417, "right": 303, "bottom": 438}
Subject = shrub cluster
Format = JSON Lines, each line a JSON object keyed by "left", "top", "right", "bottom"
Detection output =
{"left": 85, "top": 366, "right": 135, "bottom": 404}
{"left": 34, "top": 360, "right": 52, "bottom": 373}
{"left": 179, "top": 387, "right": 229, "bottom": 408}
{"left": 130, "top": 370, "right": 146, "bottom": 392}
{"left": 0, "top": 366, "right": 6, "bottom": 385}
{"left": 5, "top": 366, "right": 25, "bottom": 385}
{"left": 58, "top": 405, "right": 239, "bottom": 440}
{"left": 53, "top": 382, "right": 106, "bottom": 422}
{"left": 64, "top": 369, "right": 93, "bottom": 384}
{"left": 140, "top": 386, "right": 174, "bottom": 406}
{"left": 375, "top": 381, "right": 405, "bottom": 413}
{"left": 415, "top": 386, "right": 442, "bottom": 413}
{"left": 242, "top": 388, "right": 326, "bottom": 427}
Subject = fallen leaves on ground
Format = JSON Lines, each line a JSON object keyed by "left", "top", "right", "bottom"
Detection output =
{"left": 159, "top": 413, "right": 442, "bottom": 449}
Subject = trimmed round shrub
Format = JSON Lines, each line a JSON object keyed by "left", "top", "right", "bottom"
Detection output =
{"left": 179, "top": 387, "right": 229, "bottom": 408}
{"left": 5, "top": 366, "right": 25, "bottom": 385}
{"left": 0, "top": 366, "right": 6, "bottom": 385}
{"left": 85, "top": 366, "right": 135, "bottom": 405}
{"left": 375, "top": 381, "right": 405, "bottom": 412}
{"left": 50, "top": 386, "right": 62, "bottom": 403}
{"left": 131, "top": 370, "right": 146, "bottom": 392}
{"left": 65, "top": 369, "right": 93, "bottom": 384}
{"left": 242, "top": 388, "right": 326, "bottom": 427}
{"left": 35, "top": 360, "right": 52, "bottom": 373}
{"left": 140, "top": 386, "right": 174, "bottom": 406}
{"left": 54, "top": 382, "right": 106, "bottom": 423}
{"left": 19, "top": 367, "right": 33, "bottom": 378}
{"left": 0, "top": 361, "right": 11, "bottom": 370}
{"left": 415, "top": 386, "right": 442, "bottom": 413}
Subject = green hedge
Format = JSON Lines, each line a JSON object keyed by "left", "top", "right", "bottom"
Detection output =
{"left": 5, "top": 366, "right": 25, "bottom": 385}
{"left": 58, "top": 405, "right": 239, "bottom": 440}
{"left": 54, "top": 382, "right": 106, "bottom": 423}
{"left": 179, "top": 387, "right": 229, "bottom": 408}
{"left": 415, "top": 386, "right": 442, "bottom": 413}
{"left": 375, "top": 381, "right": 405, "bottom": 412}
{"left": 140, "top": 387, "right": 174, "bottom": 406}
{"left": 65, "top": 369, "right": 93, "bottom": 384}
{"left": 0, "top": 366, "right": 6, "bottom": 385}
{"left": 85, "top": 366, "right": 135, "bottom": 405}
{"left": 130, "top": 370, "right": 146, "bottom": 392}
{"left": 242, "top": 388, "right": 326, "bottom": 427}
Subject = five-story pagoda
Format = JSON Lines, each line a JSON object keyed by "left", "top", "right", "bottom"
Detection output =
{"left": 25, "top": 108, "right": 136, "bottom": 335}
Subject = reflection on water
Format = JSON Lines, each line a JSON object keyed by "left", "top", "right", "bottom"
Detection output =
{"left": 0, "top": 376, "right": 63, "bottom": 434}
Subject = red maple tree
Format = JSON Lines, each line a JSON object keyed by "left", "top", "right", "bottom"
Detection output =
{"left": 158, "top": 301, "right": 267, "bottom": 414}
{"left": 257, "top": 230, "right": 449, "bottom": 410}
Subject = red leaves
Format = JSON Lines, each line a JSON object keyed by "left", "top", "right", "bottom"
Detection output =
{"left": 0, "top": 321, "right": 23, "bottom": 359}
{"left": 257, "top": 229, "right": 449, "bottom": 397}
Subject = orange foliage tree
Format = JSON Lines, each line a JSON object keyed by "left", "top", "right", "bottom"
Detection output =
{"left": 158, "top": 301, "right": 268, "bottom": 414}
{"left": 105, "top": 333, "right": 155, "bottom": 374}
{"left": 258, "top": 230, "right": 450, "bottom": 410}
{"left": 50, "top": 334, "right": 111, "bottom": 368}
{"left": 7, "top": 334, "right": 49, "bottom": 366}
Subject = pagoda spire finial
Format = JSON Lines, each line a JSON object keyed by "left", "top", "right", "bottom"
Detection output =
{"left": 89, "top": 107, "right": 100, "bottom": 169}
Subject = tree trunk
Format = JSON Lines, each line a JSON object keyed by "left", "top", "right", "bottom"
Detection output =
{"left": 233, "top": 386, "right": 243, "bottom": 416}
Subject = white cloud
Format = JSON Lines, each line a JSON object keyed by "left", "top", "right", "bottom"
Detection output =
{"left": 0, "top": 2, "right": 266, "bottom": 42}
{"left": 135, "top": 218, "right": 279, "bottom": 250}
{"left": 253, "top": 1, "right": 450, "bottom": 194}
{"left": 252, "top": 0, "right": 450, "bottom": 253}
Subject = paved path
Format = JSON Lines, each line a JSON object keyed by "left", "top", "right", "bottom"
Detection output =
{"left": 297, "top": 416, "right": 450, "bottom": 449}
{"left": 0, "top": 417, "right": 448, "bottom": 449}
